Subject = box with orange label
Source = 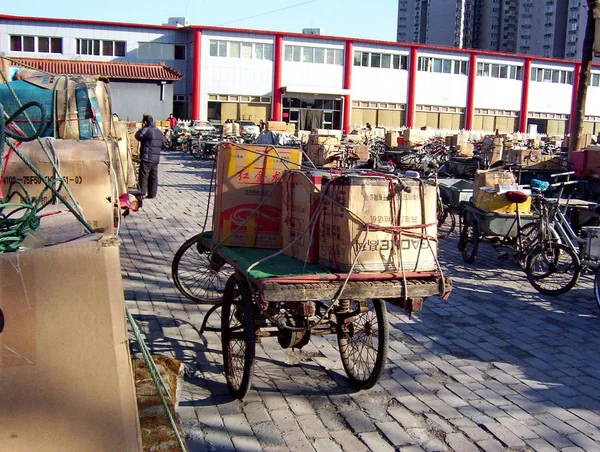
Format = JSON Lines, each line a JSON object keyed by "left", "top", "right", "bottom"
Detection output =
{"left": 281, "top": 170, "right": 327, "bottom": 263}
{"left": 212, "top": 143, "right": 303, "bottom": 248}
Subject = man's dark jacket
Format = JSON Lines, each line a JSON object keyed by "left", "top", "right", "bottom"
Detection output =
{"left": 135, "top": 121, "right": 165, "bottom": 163}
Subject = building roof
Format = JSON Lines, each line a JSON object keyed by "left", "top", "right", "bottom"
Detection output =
{"left": 8, "top": 57, "right": 183, "bottom": 81}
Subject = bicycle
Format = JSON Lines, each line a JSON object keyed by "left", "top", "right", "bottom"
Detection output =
{"left": 523, "top": 173, "right": 595, "bottom": 296}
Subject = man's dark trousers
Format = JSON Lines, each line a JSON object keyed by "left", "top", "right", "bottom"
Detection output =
{"left": 139, "top": 160, "right": 159, "bottom": 198}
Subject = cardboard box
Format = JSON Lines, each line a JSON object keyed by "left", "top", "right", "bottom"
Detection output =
{"left": 385, "top": 132, "right": 399, "bottom": 147}
{"left": 313, "top": 129, "right": 342, "bottom": 140}
{"left": 456, "top": 143, "right": 474, "bottom": 157}
{"left": 286, "top": 123, "right": 297, "bottom": 134}
{"left": 267, "top": 121, "right": 288, "bottom": 132}
{"left": 505, "top": 149, "right": 542, "bottom": 167}
{"left": 349, "top": 144, "right": 370, "bottom": 161}
{"left": 0, "top": 235, "right": 142, "bottom": 451}
{"left": 281, "top": 170, "right": 326, "bottom": 263}
{"left": 319, "top": 175, "right": 437, "bottom": 272}
{"left": 474, "top": 189, "right": 532, "bottom": 214}
{"left": 306, "top": 143, "right": 341, "bottom": 166}
{"left": 473, "top": 170, "right": 516, "bottom": 194}
{"left": 3, "top": 139, "right": 116, "bottom": 234}
{"left": 308, "top": 134, "right": 340, "bottom": 146}
{"left": 213, "top": 143, "right": 303, "bottom": 248}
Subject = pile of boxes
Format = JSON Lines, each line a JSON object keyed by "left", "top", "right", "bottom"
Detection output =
{"left": 472, "top": 169, "right": 531, "bottom": 214}
{"left": 212, "top": 143, "right": 439, "bottom": 273}
{"left": 0, "top": 60, "right": 143, "bottom": 450}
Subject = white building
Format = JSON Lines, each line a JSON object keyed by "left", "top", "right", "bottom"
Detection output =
{"left": 2, "top": 13, "right": 600, "bottom": 136}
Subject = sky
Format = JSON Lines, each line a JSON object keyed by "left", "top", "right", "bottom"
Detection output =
{"left": 3, "top": 0, "right": 399, "bottom": 42}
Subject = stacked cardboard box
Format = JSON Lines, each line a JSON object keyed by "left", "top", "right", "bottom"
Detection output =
{"left": 0, "top": 235, "right": 142, "bottom": 451}
{"left": 281, "top": 170, "right": 326, "bottom": 263}
{"left": 305, "top": 134, "right": 341, "bottom": 166}
{"left": 319, "top": 174, "right": 437, "bottom": 272}
{"left": 472, "top": 169, "right": 531, "bottom": 213}
{"left": 212, "top": 143, "right": 303, "bottom": 248}
{"left": 385, "top": 131, "right": 399, "bottom": 147}
{"left": 267, "top": 121, "right": 288, "bottom": 132}
{"left": 3, "top": 139, "right": 117, "bottom": 234}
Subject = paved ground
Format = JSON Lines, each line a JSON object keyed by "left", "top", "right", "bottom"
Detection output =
{"left": 120, "top": 149, "right": 600, "bottom": 452}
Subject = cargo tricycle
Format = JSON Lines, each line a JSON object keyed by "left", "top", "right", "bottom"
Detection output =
{"left": 174, "top": 231, "right": 451, "bottom": 399}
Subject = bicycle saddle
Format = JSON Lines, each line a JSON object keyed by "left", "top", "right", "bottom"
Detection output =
{"left": 505, "top": 190, "right": 529, "bottom": 204}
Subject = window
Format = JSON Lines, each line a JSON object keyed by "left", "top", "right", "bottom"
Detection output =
{"left": 174, "top": 44, "right": 186, "bottom": 60}
{"left": 314, "top": 47, "right": 325, "bottom": 64}
{"left": 530, "top": 67, "right": 573, "bottom": 84}
{"left": 210, "top": 40, "right": 273, "bottom": 60}
{"left": 419, "top": 56, "right": 466, "bottom": 75}
{"left": 592, "top": 74, "right": 600, "bottom": 87}
{"left": 371, "top": 53, "right": 381, "bottom": 68}
{"left": 241, "top": 42, "right": 252, "bottom": 58}
{"left": 302, "top": 47, "right": 313, "bottom": 63}
{"left": 381, "top": 54, "right": 391, "bottom": 69}
{"left": 11, "top": 35, "right": 62, "bottom": 54}
{"left": 77, "top": 38, "right": 100, "bottom": 56}
{"left": 285, "top": 45, "right": 339, "bottom": 64}
{"left": 355, "top": 50, "right": 406, "bottom": 70}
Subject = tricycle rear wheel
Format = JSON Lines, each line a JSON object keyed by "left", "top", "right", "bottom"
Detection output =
{"left": 337, "top": 299, "right": 388, "bottom": 390}
{"left": 221, "top": 275, "right": 256, "bottom": 399}
{"left": 458, "top": 215, "right": 479, "bottom": 263}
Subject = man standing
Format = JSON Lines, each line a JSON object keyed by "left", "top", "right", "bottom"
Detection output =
{"left": 135, "top": 114, "right": 165, "bottom": 199}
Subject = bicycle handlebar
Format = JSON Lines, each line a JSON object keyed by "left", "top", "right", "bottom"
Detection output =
{"left": 550, "top": 180, "right": 579, "bottom": 188}
{"left": 550, "top": 171, "right": 575, "bottom": 179}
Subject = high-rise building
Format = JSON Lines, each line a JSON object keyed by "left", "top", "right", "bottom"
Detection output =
{"left": 397, "top": 0, "right": 587, "bottom": 60}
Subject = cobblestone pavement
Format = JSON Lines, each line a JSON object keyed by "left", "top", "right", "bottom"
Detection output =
{"left": 121, "top": 150, "right": 600, "bottom": 451}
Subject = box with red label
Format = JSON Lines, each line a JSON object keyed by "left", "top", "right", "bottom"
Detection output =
{"left": 281, "top": 170, "right": 327, "bottom": 263}
{"left": 212, "top": 143, "right": 303, "bottom": 248}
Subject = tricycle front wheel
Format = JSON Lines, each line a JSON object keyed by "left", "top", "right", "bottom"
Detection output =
{"left": 221, "top": 275, "right": 256, "bottom": 399}
{"left": 337, "top": 299, "right": 388, "bottom": 390}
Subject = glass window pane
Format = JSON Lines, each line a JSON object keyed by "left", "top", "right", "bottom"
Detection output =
{"left": 381, "top": 54, "right": 391, "bottom": 68}
{"left": 315, "top": 47, "right": 325, "bottom": 64}
{"left": 326, "top": 49, "right": 335, "bottom": 64}
{"left": 543, "top": 69, "right": 552, "bottom": 82}
{"left": 24, "top": 36, "right": 34, "bottom": 52}
{"left": 361, "top": 52, "right": 369, "bottom": 67}
{"left": 477, "top": 62, "right": 483, "bottom": 76}
{"left": 371, "top": 53, "right": 381, "bottom": 68}
{"left": 394, "top": 54, "right": 400, "bottom": 70}
{"left": 293, "top": 46, "right": 301, "bottom": 62}
{"left": 230, "top": 42, "right": 240, "bottom": 58}
{"left": 334, "top": 49, "right": 343, "bottom": 65}
{"left": 254, "top": 43, "right": 264, "bottom": 59}
{"left": 401, "top": 55, "right": 408, "bottom": 69}
{"left": 491, "top": 64, "right": 500, "bottom": 77}
{"left": 500, "top": 65, "right": 508, "bottom": 78}
{"left": 38, "top": 37, "right": 49, "bottom": 53}
{"left": 560, "top": 71, "right": 566, "bottom": 83}
{"left": 302, "top": 47, "right": 313, "bottom": 63}
{"left": 209, "top": 40, "right": 218, "bottom": 56}
{"left": 433, "top": 58, "right": 442, "bottom": 72}
{"left": 443, "top": 59, "right": 452, "bottom": 73}
{"left": 93, "top": 40, "right": 100, "bottom": 55}
{"left": 509, "top": 66, "right": 516, "bottom": 79}
{"left": 567, "top": 72, "right": 573, "bottom": 84}
{"left": 241, "top": 42, "right": 252, "bottom": 58}
{"left": 10, "top": 35, "right": 21, "bottom": 51}
{"left": 103, "top": 41, "right": 113, "bottom": 56}
{"left": 115, "top": 41, "right": 125, "bottom": 57}
{"left": 284, "top": 45, "right": 293, "bottom": 61}
{"left": 264, "top": 44, "right": 273, "bottom": 60}
{"left": 220, "top": 41, "right": 229, "bottom": 57}
{"left": 552, "top": 70, "right": 559, "bottom": 83}
{"left": 516, "top": 66, "right": 522, "bottom": 80}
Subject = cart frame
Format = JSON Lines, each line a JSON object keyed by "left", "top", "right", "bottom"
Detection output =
{"left": 197, "top": 231, "right": 451, "bottom": 399}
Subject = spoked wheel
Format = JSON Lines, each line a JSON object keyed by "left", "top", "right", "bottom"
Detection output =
{"left": 172, "top": 233, "right": 233, "bottom": 303}
{"left": 221, "top": 275, "right": 256, "bottom": 399}
{"left": 458, "top": 214, "right": 479, "bottom": 263}
{"left": 525, "top": 243, "right": 581, "bottom": 296}
{"left": 594, "top": 267, "right": 600, "bottom": 309}
{"left": 516, "top": 221, "right": 541, "bottom": 269}
{"left": 437, "top": 204, "right": 456, "bottom": 239}
{"left": 336, "top": 299, "right": 388, "bottom": 390}
{"left": 191, "top": 143, "right": 203, "bottom": 159}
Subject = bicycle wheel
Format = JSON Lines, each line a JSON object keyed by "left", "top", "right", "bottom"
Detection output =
{"left": 190, "top": 143, "right": 203, "bottom": 159}
{"left": 458, "top": 215, "right": 479, "bottom": 263}
{"left": 516, "top": 221, "right": 541, "bottom": 269}
{"left": 172, "top": 233, "right": 233, "bottom": 304}
{"left": 437, "top": 205, "right": 456, "bottom": 239}
{"left": 337, "top": 299, "right": 388, "bottom": 390}
{"left": 594, "top": 267, "right": 600, "bottom": 309}
{"left": 221, "top": 275, "right": 256, "bottom": 399}
{"left": 525, "top": 243, "right": 581, "bottom": 296}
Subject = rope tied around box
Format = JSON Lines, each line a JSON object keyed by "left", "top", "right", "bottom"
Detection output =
{"left": 0, "top": 101, "right": 51, "bottom": 252}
